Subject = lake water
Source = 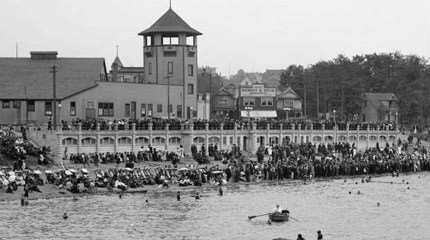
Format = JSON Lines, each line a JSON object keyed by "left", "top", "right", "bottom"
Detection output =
{"left": 1, "top": 173, "right": 429, "bottom": 240}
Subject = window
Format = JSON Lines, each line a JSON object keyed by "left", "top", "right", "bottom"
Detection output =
{"left": 186, "top": 36, "right": 195, "bottom": 46}
{"left": 168, "top": 62, "right": 173, "bottom": 74}
{"left": 125, "top": 103, "right": 130, "bottom": 117}
{"left": 243, "top": 98, "right": 255, "bottom": 107}
{"left": 188, "top": 64, "right": 194, "bottom": 76}
{"left": 168, "top": 104, "right": 173, "bottom": 114}
{"left": 13, "top": 101, "right": 20, "bottom": 109}
{"left": 177, "top": 105, "right": 182, "bottom": 118}
{"left": 141, "top": 104, "right": 146, "bottom": 117}
{"left": 27, "top": 101, "right": 35, "bottom": 112}
{"left": 157, "top": 104, "right": 162, "bottom": 113}
{"left": 162, "top": 36, "right": 179, "bottom": 45}
{"left": 148, "top": 104, "right": 153, "bottom": 116}
{"left": 148, "top": 63, "right": 152, "bottom": 75}
{"left": 45, "top": 101, "right": 52, "bottom": 116}
{"left": 98, "top": 102, "right": 114, "bottom": 117}
{"left": 187, "top": 84, "right": 194, "bottom": 95}
{"left": 145, "top": 36, "right": 152, "bottom": 46}
{"left": 2, "top": 100, "right": 10, "bottom": 109}
{"left": 70, "top": 102, "right": 76, "bottom": 116}
{"left": 283, "top": 99, "right": 293, "bottom": 108}
{"left": 87, "top": 101, "right": 94, "bottom": 108}
{"left": 261, "top": 97, "right": 273, "bottom": 106}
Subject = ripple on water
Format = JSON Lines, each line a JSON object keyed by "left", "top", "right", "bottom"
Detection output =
{"left": 1, "top": 173, "right": 430, "bottom": 240}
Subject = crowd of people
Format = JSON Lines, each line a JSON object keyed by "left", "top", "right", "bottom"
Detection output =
{"left": 57, "top": 118, "right": 397, "bottom": 132}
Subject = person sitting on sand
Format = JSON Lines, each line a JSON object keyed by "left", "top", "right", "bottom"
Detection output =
{"left": 297, "top": 233, "right": 305, "bottom": 240}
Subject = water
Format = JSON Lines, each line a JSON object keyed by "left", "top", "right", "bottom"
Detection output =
{"left": 1, "top": 173, "right": 430, "bottom": 240}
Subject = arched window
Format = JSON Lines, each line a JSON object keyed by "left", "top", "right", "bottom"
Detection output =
{"left": 193, "top": 137, "right": 205, "bottom": 144}
{"left": 81, "top": 137, "right": 96, "bottom": 145}
{"left": 169, "top": 137, "right": 182, "bottom": 144}
{"left": 62, "top": 137, "right": 78, "bottom": 145}
{"left": 118, "top": 137, "right": 132, "bottom": 145}
{"left": 208, "top": 136, "right": 220, "bottom": 144}
{"left": 100, "top": 137, "right": 115, "bottom": 145}
{"left": 152, "top": 137, "right": 166, "bottom": 145}
{"left": 135, "top": 137, "right": 149, "bottom": 145}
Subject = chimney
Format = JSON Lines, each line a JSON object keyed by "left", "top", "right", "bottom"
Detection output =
{"left": 30, "top": 51, "right": 58, "bottom": 60}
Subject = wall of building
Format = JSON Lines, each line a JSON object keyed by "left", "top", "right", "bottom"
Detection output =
{"left": 59, "top": 81, "right": 186, "bottom": 121}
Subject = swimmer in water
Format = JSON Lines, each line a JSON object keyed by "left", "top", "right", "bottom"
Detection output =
{"left": 63, "top": 213, "right": 68, "bottom": 220}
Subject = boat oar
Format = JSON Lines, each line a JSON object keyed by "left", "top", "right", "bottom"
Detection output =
{"left": 289, "top": 216, "right": 300, "bottom": 222}
{"left": 248, "top": 213, "right": 270, "bottom": 220}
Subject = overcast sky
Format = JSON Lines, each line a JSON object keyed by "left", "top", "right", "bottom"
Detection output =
{"left": 1, "top": 0, "right": 429, "bottom": 76}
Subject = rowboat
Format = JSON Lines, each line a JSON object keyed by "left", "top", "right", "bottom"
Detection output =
{"left": 269, "top": 212, "right": 289, "bottom": 222}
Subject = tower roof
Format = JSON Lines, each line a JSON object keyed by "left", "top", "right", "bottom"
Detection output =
{"left": 138, "top": 8, "right": 202, "bottom": 36}
{"left": 111, "top": 56, "right": 123, "bottom": 68}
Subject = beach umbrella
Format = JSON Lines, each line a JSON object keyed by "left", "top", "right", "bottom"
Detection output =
{"left": 65, "top": 170, "right": 72, "bottom": 176}
{"left": 8, "top": 175, "right": 16, "bottom": 182}
{"left": 33, "top": 170, "right": 42, "bottom": 175}
{"left": 81, "top": 168, "right": 89, "bottom": 174}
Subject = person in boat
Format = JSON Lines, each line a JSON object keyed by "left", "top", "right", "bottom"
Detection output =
{"left": 296, "top": 233, "right": 305, "bottom": 240}
{"left": 273, "top": 204, "right": 282, "bottom": 213}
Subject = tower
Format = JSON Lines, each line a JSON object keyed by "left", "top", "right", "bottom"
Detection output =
{"left": 139, "top": 7, "right": 202, "bottom": 119}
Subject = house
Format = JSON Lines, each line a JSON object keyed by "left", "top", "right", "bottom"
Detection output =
{"left": 276, "top": 87, "right": 303, "bottom": 120}
{"left": 361, "top": 92, "right": 399, "bottom": 122}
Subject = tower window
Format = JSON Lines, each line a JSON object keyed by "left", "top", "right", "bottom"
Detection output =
{"left": 188, "top": 64, "right": 194, "bottom": 76}
{"left": 186, "top": 36, "right": 195, "bottom": 46}
{"left": 168, "top": 62, "right": 173, "bottom": 74}
{"left": 163, "top": 36, "right": 179, "bottom": 45}
{"left": 148, "top": 63, "right": 152, "bottom": 75}
{"left": 187, "top": 84, "right": 194, "bottom": 95}
{"left": 157, "top": 104, "right": 163, "bottom": 113}
{"left": 145, "top": 36, "right": 152, "bottom": 46}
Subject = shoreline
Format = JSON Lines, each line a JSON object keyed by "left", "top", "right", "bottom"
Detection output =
{"left": 0, "top": 172, "right": 412, "bottom": 203}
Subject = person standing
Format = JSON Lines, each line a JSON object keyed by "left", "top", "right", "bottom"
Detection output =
{"left": 317, "top": 230, "right": 323, "bottom": 240}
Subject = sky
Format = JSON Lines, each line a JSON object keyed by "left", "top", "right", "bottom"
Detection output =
{"left": 0, "top": 0, "right": 429, "bottom": 76}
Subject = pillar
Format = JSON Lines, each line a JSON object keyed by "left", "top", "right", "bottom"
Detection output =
{"left": 165, "top": 123, "right": 170, "bottom": 151}
{"left": 205, "top": 122, "right": 209, "bottom": 156}
{"left": 132, "top": 123, "right": 136, "bottom": 153}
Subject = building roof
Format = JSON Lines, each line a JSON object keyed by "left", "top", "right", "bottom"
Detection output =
{"left": 138, "top": 8, "right": 202, "bottom": 36}
{"left": 278, "top": 87, "right": 301, "bottom": 99}
{"left": 0, "top": 57, "right": 106, "bottom": 100}
{"left": 111, "top": 56, "right": 123, "bottom": 68}
{"left": 362, "top": 92, "right": 398, "bottom": 102}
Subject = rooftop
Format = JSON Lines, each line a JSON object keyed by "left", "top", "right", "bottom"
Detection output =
{"left": 138, "top": 8, "right": 201, "bottom": 36}
{"left": 0, "top": 53, "right": 106, "bottom": 100}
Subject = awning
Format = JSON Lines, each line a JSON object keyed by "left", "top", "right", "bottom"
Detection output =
{"left": 241, "top": 110, "right": 277, "bottom": 118}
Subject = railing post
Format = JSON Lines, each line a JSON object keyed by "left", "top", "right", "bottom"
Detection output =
{"left": 279, "top": 123, "right": 283, "bottom": 145}
{"left": 77, "top": 122, "right": 82, "bottom": 154}
{"left": 114, "top": 123, "right": 118, "bottom": 153}
{"left": 310, "top": 123, "right": 314, "bottom": 144}
{"left": 266, "top": 123, "right": 270, "bottom": 145}
{"left": 148, "top": 121, "right": 153, "bottom": 147}
{"left": 132, "top": 123, "right": 136, "bottom": 153}
{"left": 165, "top": 123, "right": 170, "bottom": 151}
{"left": 298, "top": 124, "right": 302, "bottom": 143}
{"left": 205, "top": 122, "right": 209, "bottom": 156}
{"left": 96, "top": 122, "right": 100, "bottom": 154}
{"left": 220, "top": 123, "right": 224, "bottom": 150}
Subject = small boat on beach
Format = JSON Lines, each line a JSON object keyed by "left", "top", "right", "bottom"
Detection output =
{"left": 269, "top": 212, "right": 289, "bottom": 222}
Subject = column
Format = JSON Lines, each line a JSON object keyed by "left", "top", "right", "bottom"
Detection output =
{"left": 132, "top": 123, "right": 136, "bottom": 153}
{"left": 96, "top": 122, "right": 100, "bottom": 154}
{"left": 205, "top": 122, "right": 209, "bottom": 156}
{"left": 165, "top": 123, "right": 170, "bottom": 151}
{"left": 77, "top": 122, "right": 82, "bottom": 154}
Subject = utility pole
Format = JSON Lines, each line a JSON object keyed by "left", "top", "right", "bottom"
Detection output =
{"left": 50, "top": 65, "right": 57, "bottom": 130}
{"left": 316, "top": 77, "right": 320, "bottom": 119}
{"left": 209, "top": 73, "right": 212, "bottom": 120}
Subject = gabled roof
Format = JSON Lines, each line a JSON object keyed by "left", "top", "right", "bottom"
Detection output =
{"left": 0, "top": 57, "right": 106, "bottom": 100}
{"left": 215, "top": 87, "right": 235, "bottom": 97}
{"left": 138, "top": 8, "right": 202, "bottom": 36}
{"left": 278, "top": 87, "right": 301, "bottom": 99}
{"left": 111, "top": 56, "right": 123, "bottom": 68}
{"left": 362, "top": 92, "right": 398, "bottom": 102}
